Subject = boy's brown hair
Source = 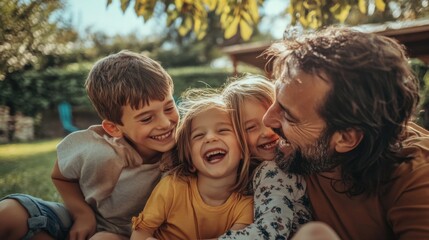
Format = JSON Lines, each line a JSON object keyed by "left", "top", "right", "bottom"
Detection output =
{"left": 85, "top": 50, "right": 174, "bottom": 125}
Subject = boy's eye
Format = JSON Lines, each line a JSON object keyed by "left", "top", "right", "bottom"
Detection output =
{"left": 165, "top": 106, "right": 175, "bottom": 112}
{"left": 140, "top": 117, "right": 152, "bottom": 123}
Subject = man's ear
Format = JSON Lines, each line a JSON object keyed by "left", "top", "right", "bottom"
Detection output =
{"left": 101, "top": 120, "right": 123, "bottom": 138}
{"left": 332, "top": 128, "right": 363, "bottom": 153}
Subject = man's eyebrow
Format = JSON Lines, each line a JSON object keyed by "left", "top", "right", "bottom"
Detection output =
{"left": 278, "top": 100, "right": 299, "bottom": 122}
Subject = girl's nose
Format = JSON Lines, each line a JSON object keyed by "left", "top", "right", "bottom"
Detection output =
{"left": 204, "top": 131, "right": 218, "bottom": 143}
{"left": 261, "top": 125, "right": 276, "bottom": 138}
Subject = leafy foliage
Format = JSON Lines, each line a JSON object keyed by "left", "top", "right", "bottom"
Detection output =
{"left": 109, "top": 0, "right": 262, "bottom": 41}
{"left": 0, "top": 64, "right": 92, "bottom": 116}
{"left": 0, "top": 0, "right": 77, "bottom": 80}
{"left": 0, "top": 63, "right": 240, "bottom": 117}
{"left": 109, "top": 0, "right": 429, "bottom": 41}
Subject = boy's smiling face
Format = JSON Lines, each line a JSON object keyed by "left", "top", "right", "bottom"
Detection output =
{"left": 114, "top": 93, "right": 179, "bottom": 161}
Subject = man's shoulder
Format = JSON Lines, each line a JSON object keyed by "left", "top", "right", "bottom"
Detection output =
{"left": 384, "top": 123, "right": 429, "bottom": 199}
{"left": 397, "top": 122, "right": 429, "bottom": 174}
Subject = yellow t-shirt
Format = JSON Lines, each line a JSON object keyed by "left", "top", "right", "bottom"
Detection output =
{"left": 132, "top": 175, "right": 254, "bottom": 240}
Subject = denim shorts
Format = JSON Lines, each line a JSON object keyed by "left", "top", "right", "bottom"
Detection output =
{"left": 1, "top": 193, "right": 72, "bottom": 240}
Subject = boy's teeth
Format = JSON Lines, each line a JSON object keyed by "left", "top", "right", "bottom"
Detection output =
{"left": 151, "top": 131, "right": 171, "bottom": 140}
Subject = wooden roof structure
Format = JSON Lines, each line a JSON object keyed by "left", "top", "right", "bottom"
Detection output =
{"left": 222, "top": 19, "right": 429, "bottom": 75}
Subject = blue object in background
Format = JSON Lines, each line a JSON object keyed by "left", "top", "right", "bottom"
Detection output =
{"left": 58, "top": 101, "right": 79, "bottom": 133}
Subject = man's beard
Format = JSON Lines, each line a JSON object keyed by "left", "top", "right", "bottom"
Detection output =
{"left": 274, "top": 128, "right": 340, "bottom": 175}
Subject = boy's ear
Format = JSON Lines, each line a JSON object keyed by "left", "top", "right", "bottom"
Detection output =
{"left": 332, "top": 128, "right": 363, "bottom": 153}
{"left": 101, "top": 120, "right": 123, "bottom": 138}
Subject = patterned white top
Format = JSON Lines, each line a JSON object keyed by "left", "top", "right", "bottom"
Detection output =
{"left": 219, "top": 160, "right": 312, "bottom": 240}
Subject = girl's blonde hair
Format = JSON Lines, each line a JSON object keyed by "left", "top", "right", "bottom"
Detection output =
{"left": 168, "top": 87, "right": 251, "bottom": 195}
{"left": 221, "top": 74, "right": 275, "bottom": 162}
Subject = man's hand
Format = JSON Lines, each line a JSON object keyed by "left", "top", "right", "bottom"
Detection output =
{"left": 292, "top": 222, "right": 340, "bottom": 240}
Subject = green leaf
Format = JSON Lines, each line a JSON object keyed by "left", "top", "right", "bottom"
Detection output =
{"left": 248, "top": 0, "right": 259, "bottom": 22}
{"left": 178, "top": 16, "right": 192, "bottom": 36}
{"left": 167, "top": 10, "right": 179, "bottom": 26}
{"left": 240, "top": 19, "right": 252, "bottom": 41}
{"left": 334, "top": 5, "right": 351, "bottom": 22}
{"left": 375, "top": 0, "right": 386, "bottom": 11}
{"left": 224, "top": 16, "right": 239, "bottom": 39}
{"left": 120, "top": 0, "right": 130, "bottom": 13}
{"left": 358, "top": 0, "right": 367, "bottom": 14}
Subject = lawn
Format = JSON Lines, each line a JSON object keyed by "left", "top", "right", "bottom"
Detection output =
{"left": 0, "top": 139, "right": 62, "bottom": 201}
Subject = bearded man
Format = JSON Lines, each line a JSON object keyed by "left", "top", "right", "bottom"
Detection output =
{"left": 263, "top": 26, "right": 429, "bottom": 239}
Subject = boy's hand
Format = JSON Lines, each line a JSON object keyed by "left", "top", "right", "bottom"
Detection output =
{"left": 51, "top": 159, "right": 97, "bottom": 240}
{"left": 68, "top": 211, "right": 96, "bottom": 240}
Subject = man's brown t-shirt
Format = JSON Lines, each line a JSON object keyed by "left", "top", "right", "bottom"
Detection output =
{"left": 306, "top": 122, "right": 429, "bottom": 239}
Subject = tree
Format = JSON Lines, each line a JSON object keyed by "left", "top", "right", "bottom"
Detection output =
{"left": 109, "top": 0, "right": 429, "bottom": 41}
{"left": 0, "top": 0, "right": 77, "bottom": 81}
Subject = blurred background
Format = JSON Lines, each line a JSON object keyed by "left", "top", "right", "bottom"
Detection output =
{"left": 0, "top": 0, "right": 428, "bottom": 200}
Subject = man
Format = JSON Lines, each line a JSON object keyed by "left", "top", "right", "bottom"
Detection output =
{"left": 262, "top": 26, "right": 429, "bottom": 239}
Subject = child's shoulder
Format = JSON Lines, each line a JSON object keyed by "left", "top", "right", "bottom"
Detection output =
{"left": 57, "top": 125, "right": 143, "bottom": 167}
{"left": 160, "top": 174, "right": 192, "bottom": 186}
{"left": 154, "top": 175, "right": 193, "bottom": 196}
{"left": 60, "top": 125, "right": 104, "bottom": 145}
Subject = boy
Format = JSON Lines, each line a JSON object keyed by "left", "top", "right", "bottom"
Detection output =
{"left": 0, "top": 50, "right": 179, "bottom": 240}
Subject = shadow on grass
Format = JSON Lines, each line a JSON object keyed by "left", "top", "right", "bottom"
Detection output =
{"left": 0, "top": 143, "right": 61, "bottom": 202}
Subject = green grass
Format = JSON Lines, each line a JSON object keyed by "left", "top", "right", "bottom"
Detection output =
{"left": 0, "top": 139, "right": 62, "bottom": 201}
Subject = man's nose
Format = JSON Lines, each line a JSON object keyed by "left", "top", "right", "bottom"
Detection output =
{"left": 263, "top": 104, "right": 281, "bottom": 129}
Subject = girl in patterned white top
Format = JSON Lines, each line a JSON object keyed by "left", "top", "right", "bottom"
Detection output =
{"left": 218, "top": 75, "right": 313, "bottom": 240}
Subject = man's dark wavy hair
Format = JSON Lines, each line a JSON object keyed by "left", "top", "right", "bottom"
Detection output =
{"left": 265, "top": 27, "right": 420, "bottom": 196}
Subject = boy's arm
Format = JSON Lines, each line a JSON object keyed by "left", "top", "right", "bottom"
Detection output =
{"left": 51, "top": 159, "right": 96, "bottom": 240}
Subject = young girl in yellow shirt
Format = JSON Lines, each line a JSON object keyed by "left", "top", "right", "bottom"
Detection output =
{"left": 131, "top": 90, "right": 253, "bottom": 240}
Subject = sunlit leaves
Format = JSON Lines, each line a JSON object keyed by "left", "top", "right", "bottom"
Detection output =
{"left": 330, "top": 3, "right": 352, "bottom": 23}
{"left": 375, "top": 0, "right": 386, "bottom": 11}
{"left": 358, "top": 0, "right": 367, "bottom": 14}
{"left": 288, "top": 0, "right": 387, "bottom": 29}
{"left": 0, "top": 0, "right": 70, "bottom": 80}
{"left": 120, "top": 0, "right": 130, "bottom": 12}
{"left": 109, "top": 0, "right": 260, "bottom": 41}
{"left": 134, "top": 0, "right": 156, "bottom": 21}
{"left": 109, "top": 0, "right": 394, "bottom": 40}
{"left": 218, "top": 0, "right": 260, "bottom": 41}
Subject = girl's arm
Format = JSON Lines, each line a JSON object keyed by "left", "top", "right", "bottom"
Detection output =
{"left": 51, "top": 159, "right": 96, "bottom": 240}
{"left": 218, "top": 161, "right": 312, "bottom": 239}
{"left": 131, "top": 176, "right": 174, "bottom": 240}
{"left": 130, "top": 225, "right": 155, "bottom": 240}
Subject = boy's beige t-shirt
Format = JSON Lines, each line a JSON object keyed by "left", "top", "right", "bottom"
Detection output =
{"left": 57, "top": 125, "right": 161, "bottom": 236}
